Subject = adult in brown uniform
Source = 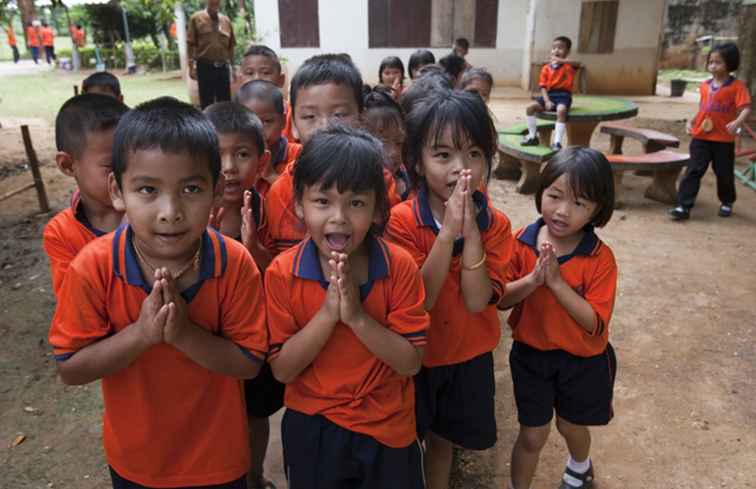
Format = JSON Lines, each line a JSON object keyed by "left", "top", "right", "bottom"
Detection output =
{"left": 187, "top": 0, "right": 236, "bottom": 109}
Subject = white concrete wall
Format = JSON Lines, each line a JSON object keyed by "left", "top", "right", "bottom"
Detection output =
{"left": 253, "top": 0, "right": 528, "bottom": 88}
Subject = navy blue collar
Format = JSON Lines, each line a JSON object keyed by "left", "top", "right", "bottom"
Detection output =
{"left": 518, "top": 218, "right": 599, "bottom": 264}
{"left": 74, "top": 198, "right": 106, "bottom": 237}
{"left": 708, "top": 76, "right": 734, "bottom": 91}
{"left": 113, "top": 224, "right": 227, "bottom": 303}
{"left": 293, "top": 234, "right": 390, "bottom": 301}
{"left": 271, "top": 136, "right": 288, "bottom": 167}
{"left": 395, "top": 166, "right": 412, "bottom": 201}
{"left": 414, "top": 183, "right": 492, "bottom": 256}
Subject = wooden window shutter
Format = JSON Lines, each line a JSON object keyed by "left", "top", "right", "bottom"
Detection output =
{"left": 578, "top": 1, "right": 619, "bottom": 54}
{"left": 474, "top": 0, "right": 498, "bottom": 47}
{"left": 369, "top": 0, "right": 431, "bottom": 47}
{"left": 279, "top": 0, "right": 320, "bottom": 48}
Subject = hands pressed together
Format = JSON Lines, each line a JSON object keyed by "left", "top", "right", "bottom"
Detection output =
{"left": 322, "top": 252, "right": 365, "bottom": 328}
{"left": 137, "top": 268, "right": 191, "bottom": 348}
{"left": 529, "top": 241, "right": 564, "bottom": 290}
{"left": 439, "top": 169, "right": 480, "bottom": 243}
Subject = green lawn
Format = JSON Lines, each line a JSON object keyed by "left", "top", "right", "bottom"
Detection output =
{"left": 0, "top": 70, "right": 189, "bottom": 121}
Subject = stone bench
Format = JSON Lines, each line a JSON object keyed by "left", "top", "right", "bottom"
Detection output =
{"left": 606, "top": 150, "right": 689, "bottom": 207}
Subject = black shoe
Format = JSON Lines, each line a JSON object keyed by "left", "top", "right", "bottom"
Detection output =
{"left": 669, "top": 206, "right": 690, "bottom": 221}
{"left": 521, "top": 136, "right": 539, "bottom": 146}
{"left": 551, "top": 142, "right": 563, "bottom": 151}
{"left": 718, "top": 205, "right": 732, "bottom": 217}
{"left": 558, "top": 462, "right": 594, "bottom": 489}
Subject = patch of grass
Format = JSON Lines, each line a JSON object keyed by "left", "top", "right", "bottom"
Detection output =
{"left": 657, "top": 69, "right": 709, "bottom": 82}
{"left": 0, "top": 70, "right": 189, "bottom": 121}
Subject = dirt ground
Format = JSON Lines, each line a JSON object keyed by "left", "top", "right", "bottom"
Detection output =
{"left": 1, "top": 85, "right": 755, "bottom": 489}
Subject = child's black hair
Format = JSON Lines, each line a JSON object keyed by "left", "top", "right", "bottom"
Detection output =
{"left": 290, "top": 54, "right": 364, "bottom": 116}
{"left": 82, "top": 71, "right": 122, "bottom": 97}
{"left": 234, "top": 79, "right": 285, "bottom": 115}
{"left": 204, "top": 101, "right": 265, "bottom": 157}
{"left": 404, "top": 90, "right": 496, "bottom": 188}
{"left": 408, "top": 50, "right": 436, "bottom": 79}
{"left": 55, "top": 93, "right": 129, "bottom": 158}
{"left": 294, "top": 124, "right": 388, "bottom": 227}
{"left": 454, "top": 37, "right": 470, "bottom": 51}
{"left": 112, "top": 97, "right": 221, "bottom": 187}
{"left": 243, "top": 44, "right": 282, "bottom": 73}
{"left": 399, "top": 69, "right": 452, "bottom": 117}
{"left": 439, "top": 54, "right": 467, "bottom": 84}
{"left": 460, "top": 67, "right": 494, "bottom": 91}
{"left": 363, "top": 85, "right": 405, "bottom": 165}
{"left": 536, "top": 147, "right": 615, "bottom": 227}
{"left": 709, "top": 43, "right": 740, "bottom": 72}
{"left": 554, "top": 36, "right": 572, "bottom": 52}
{"left": 378, "top": 56, "right": 405, "bottom": 84}
{"left": 363, "top": 85, "right": 404, "bottom": 122}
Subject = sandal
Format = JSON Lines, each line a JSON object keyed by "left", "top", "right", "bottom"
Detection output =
{"left": 557, "top": 461, "right": 594, "bottom": 489}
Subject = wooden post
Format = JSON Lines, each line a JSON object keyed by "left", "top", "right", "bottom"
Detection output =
{"left": 74, "top": 84, "right": 79, "bottom": 95}
{"left": 20, "top": 125, "right": 50, "bottom": 213}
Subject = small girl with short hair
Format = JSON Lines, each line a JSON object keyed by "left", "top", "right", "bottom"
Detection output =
{"left": 499, "top": 147, "right": 618, "bottom": 489}
{"left": 408, "top": 49, "right": 436, "bottom": 80}
{"left": 460, "top": 67, "right": 494, "bottom": 104}
{"left": 670, "top": 42, "right": 752, "bottom": 220}
{"left": 378, "top": 55, "right": 406, "bottom": 99}
{"left": 363, "top": 85, "right": 411, "bottom": 200}
{"left": 386, "top": 90, "right": 513, "bottom": 489}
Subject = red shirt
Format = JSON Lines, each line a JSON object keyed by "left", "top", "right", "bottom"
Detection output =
{"left": 691, "top": 77, "right": 752, "bottom": 143}
{"left": 43, "top": 199, "right": 107, "bottom": 299}
{"left": 49, "top": 225, "right": 268, "bottom": 487}
{"left": 266, "top": 236, "right": 429, "bottom": 448}
{"left": 539, "top": 63, "right": 575, "bottom": 93}
{"left": 26, "top": 26, "right": 40, "bottom": 47}
{"left": 41, "top": 26, "right": 54, "bottom": 46}
{"left": 385, "top": 186, "right": 513, "bottom": 367}
{"left": 506, "top": 219, "right": 617, "bottom": 357}
{"left": 6, "top": 26, "right": 16, "bottom": 46}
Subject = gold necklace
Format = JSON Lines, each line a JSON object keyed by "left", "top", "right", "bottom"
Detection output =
{"left": 132, "top": 239, "right": 201, "bottom": 281}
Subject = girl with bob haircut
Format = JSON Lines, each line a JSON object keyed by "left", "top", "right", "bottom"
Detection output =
{"left": 378, "top": 55, "right": 406, "bottom": 99}
{"left": 408, "top": 49, "right": 436, "bottom": 79}
{"left": 499, "top": 147, "right": 618, "bottom": 489}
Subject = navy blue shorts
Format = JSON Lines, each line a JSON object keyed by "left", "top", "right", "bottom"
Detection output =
{"left": 244, "top": 363, "right": 285, "bottom": 418}
{"left": 414, "top": 351, "right": 497, "bottom": 450}
{"left": 509, "top": 341, "right": 617, "bottom": 427}
{"left": 281, "top": 409, "right": 424, "bottom": 489}
{"left": 536, "top": 90, "right": 573, "bottom": 111}
{"left": 109, "top": 466, "right": 246, "bottom": 489}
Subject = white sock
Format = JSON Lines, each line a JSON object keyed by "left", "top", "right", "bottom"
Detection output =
{"left": 526, "top": 115, "right": 537, "bottom": 138}
{"left": 567, "top": 455, "right": 591, "bottom": 473}
{"left": 555, "top": 122, "right": 566, "bottom": 145}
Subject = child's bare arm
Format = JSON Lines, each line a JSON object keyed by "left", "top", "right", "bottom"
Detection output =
{"left": 498, "top": 254, "right": 545, "bottom": 309}
{"left": 460, "top": 232, "right": 492, "bottom": 312}
{"left": 727, "top": 106, "right": 752, "bottom": 134}
{"left": 57, "top": 279, "right": 168, "bottom": 385}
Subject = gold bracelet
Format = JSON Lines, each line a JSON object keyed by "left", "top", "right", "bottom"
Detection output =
{"left": 462, "top": 252, "right": 487, "bottom": 271}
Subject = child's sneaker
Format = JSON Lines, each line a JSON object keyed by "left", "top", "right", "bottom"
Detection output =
{"left": 718, "top": 205, "right": 733, "bottom": 217}
{"left": 551, "top": 142, "right": 563, "bottom": 151}
{"left": 521, "top": 135, "right": 539, "bottom": 146}
{"left": 669, "top": 206, "right": 690, "bottom": 221}
{"left": 558, "top": 461, "right": 594, "bottom": 489}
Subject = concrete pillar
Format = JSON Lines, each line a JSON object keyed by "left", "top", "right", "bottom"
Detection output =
{"left": 431, "top": 0, "right": 453, "bottom": 48}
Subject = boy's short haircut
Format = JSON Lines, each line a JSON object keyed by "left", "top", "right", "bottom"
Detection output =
{"left": 439, "top": 54, "right": 467, "bottom": 82}
{"left": 554, "top": 36, "right": 572, "bottom": 52}
{"left": 454, "top": 37, "right": 470, "bottom": 50}
{"left": 234, "top": 79, "right": 285, "bottom": 115}
{"left": 82, "top": 71, "right": 122, "bottom": 97}
{"left": 408, "top": 50, "right": 436, "bottom": 79}
{"left": 204, "top": 101, "right": 265, "bottom": 157}
{"left": 294, "top": 124, "right": 388, "bottom": 224}
{"left": 55, "top": 93, "right": 129, "bottom": 158}
{"left": 536, "top": 147, "right": 615, "bottom": 227}
{"left": 710, "top": 43, "right": 740, "bottom": 72}
{"left": 243, "top": 44, "right": 282, "bottom": 73}
{"left": 363, "top": 85, "right": 405, "bottom": 135}
{"left": 112, "top": 96, "right": 221, "bottom": 187}
{"left": 460, "top": 67, "right": 494, "bottom": 90}
{"left": 289, "top": 54, "right": 364, "bottom": 116}
{"left": 404, "top": 90, "right": 496, "bottom": 186}
{"left": 378, "top": 55, "right": 405, "bottom": 82}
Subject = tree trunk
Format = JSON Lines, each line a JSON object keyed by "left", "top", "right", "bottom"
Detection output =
{"left": 17, "top": 0, "right": 36, "bottom": 50}
{"left": 739, "top": 2, "right": 755, "bottom": 121}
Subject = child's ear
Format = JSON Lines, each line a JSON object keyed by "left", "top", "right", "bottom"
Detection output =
{"left": 294, "top": 199, "right": 304, "bottom": 221}
{"left": 55, "top": 151, "right": 76, "bottom": 177}
{"left": 108, "top": 172, "right": 126, "bottom": 212}
{"left": 117, "top": 94, "right": 124, "bottom": 104}
{"left": 277, "top": 72, "right": 286, "bottom": 89}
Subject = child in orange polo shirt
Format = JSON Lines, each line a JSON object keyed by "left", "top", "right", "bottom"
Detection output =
{"left": 235, "top": 79, "right": 300, "bottom": 197}
{"left": 26, "top": 21, "right": 40, "bottom": 64}
{"left": 499, "top": 148, "right": 618, "bottom": 489}
{"left": 43, "top": 94, "right": 128, "bottom": 298}
{"left": 41, "top": 21, "right": 55, "bottom": 64}
{"left": 266, "top": 125, "right": 430, "bottom": 489}
{"left": 48, "top": 97, "right": 267, "bottom": 489}
{"left": 670, "top": 43, "right": 752, "bottom": 220}
{"left": 204, "top": 101, "right": 280, "bottom": 489}
{"left": 522, "top": 36, "right": 575, "bottom": 150}
{"left": 386, "top": 90, "right": 513, "bottom": 489}
{"left": 6, "top": 23, "right": 20, "bottom": 63}
{"left": 265, "top": 54, "right": 401, "bottom": 255}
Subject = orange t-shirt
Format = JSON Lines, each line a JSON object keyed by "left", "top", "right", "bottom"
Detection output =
{"left": 255, "top": 138, "right": 302, "bottom": 198}
{"left": 691, "top": 77, "right": 752, "bottom": 143}
{"left": 539, "top": 63, "right": 575, "bottom": 93}
{"left": 26, "top": 26, "right": 40, "bottom": 47}
{"left": 6, "top": 26, "right": 17, "bottom": 46}
{"left": 43, "top": 200, "right": 108, "bottom": 299}
{"left": 505, "top": 219, "right": 617, "bottom": 358}
{"left": 49, "top": 225, "right": 268, "bottom": 487}
{"left": 41, "top": 26, "right": 54, "bottom": 46}
{"left": 266, "top": 236, "right": 429, "bottom": 448}
{"left": 385, "top": 186, "right": 513, "bottom": 367}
